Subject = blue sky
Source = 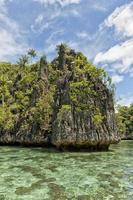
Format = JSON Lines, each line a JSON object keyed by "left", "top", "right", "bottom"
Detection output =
{"left": 0, "top": 0, "right": 133, "bottom": 106}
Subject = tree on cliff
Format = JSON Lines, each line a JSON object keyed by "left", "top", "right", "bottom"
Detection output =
{"left": 28, "top": 49, "right": 37, "bottom": 63}
{"left": 17, "top": 55, "right": 29, "bottom": 67}
{"left": 28, "top": 49, "right": 37, "bottom": 58}
{"left": 56, "top": 43, "right": 69, "bottom": 69}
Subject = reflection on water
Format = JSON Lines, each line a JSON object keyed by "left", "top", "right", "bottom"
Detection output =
{"left": 0, "top": 141, "right": 133, "bottom": 200}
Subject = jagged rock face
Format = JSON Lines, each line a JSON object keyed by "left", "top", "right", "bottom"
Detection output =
{"left": 0, "top": 117, "right": 50, "bottom": 146}
{"left": 52, "top": 110, "right": 119, "bottom": 150}
{"left": 51, "top": 73, "right": 120, "bottom": 150}
{"left": 0, "top": 131, "right": 49, "bottom": 146}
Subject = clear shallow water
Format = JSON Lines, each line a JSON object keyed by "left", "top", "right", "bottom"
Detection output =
{"left": 0, "top": 141, "right": 133, "bottom": 200}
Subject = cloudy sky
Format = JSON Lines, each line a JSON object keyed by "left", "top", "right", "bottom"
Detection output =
{"left": 0, "top": 0, "right": 133, "bottom": 106}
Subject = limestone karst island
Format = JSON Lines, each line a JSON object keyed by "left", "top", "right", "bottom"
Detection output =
{"left": 0, "top": 45, "right": 120, "bottom": 150}
{"left": 0, "top": 0, "right": 133, "bottom": 199}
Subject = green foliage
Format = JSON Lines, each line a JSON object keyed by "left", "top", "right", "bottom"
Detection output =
{"left": 17, "top": 55, "right": 29, "bottom": 67}
{"left": 92, "top": 109, "right": 104, "bottom": 127}
{"left": 0, "top": 44, "right": 114, "bottom": 136}
{"left": 29, "top": 92, "right": 54, "bottom": 131}
{"left": 57, "top": 105, "right": 71, "bottom": 121}
{"left": 59, "top": 105, "right": 71, "bottom": 113}
{"left": 70, "top": 80, "right": 96, "bottom": 112}
{"left": 116, "top": 104, "right": 133, "bottom": 137}
{"left": 0, "top": 106, "right": 14, "bottom": 130}
{"left": 69, "top": 60, "right": 104, "bottom": 113}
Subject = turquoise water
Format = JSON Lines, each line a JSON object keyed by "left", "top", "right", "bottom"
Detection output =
{"left": 0, "top": 141, "right": 133, "bottom": 200}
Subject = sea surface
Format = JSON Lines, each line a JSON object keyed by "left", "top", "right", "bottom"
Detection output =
{"left": 0, "top": 140, "right": 133, "bottom": 200}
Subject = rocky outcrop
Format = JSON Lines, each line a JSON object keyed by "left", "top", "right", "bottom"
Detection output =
{"left": 51, "top": 73, "right": 120, "bottom": 150}
{"left": 0, "top": 45, "right": 120, "bottom": 150}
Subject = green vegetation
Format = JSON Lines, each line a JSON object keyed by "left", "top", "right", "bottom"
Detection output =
{"left": 0, "top": 44, "right": 113, "bottom": 137}
{"left": 116, "top": 104, "right": 133, "bottom": 139}
{"left": 92, "top": 109, "right": 104, "bottom": 127}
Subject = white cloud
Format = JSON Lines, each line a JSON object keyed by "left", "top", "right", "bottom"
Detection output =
{"left": 0, "top": 1, "right": 28, "bottom": 61}
{"left": 77, "top": 32, "right": 88, "bottom": 39}
{"left": 111, "top": 63, "right": 130, "bottom": 73}
{"left": 118, "top": 94, "right": 133, "bottom": 106}
{"left": 34, "top": 0, "right": 80, "bottom": 7}
{"left": 94, "top": 2, "right": 133, "bottom": 78}
{"left": 94, "top": 39, "right": 133, "bottom": 66}
{"left": 46, "top": 29, "right": 64, "bottom": 44}
{"left": 104, "top": 2, "right": 133, "bottom": 38}
{"left": 92, "top": 2, "right": 107, "bottom": 12}
{"left": 31, "top": 10, "right": 61, "bottom": 33}
{"left": 0, "top": 0, "right": 6, "bottom": 11}
{"left": 111, "top": 74, "right": 124, "bottom": 84}
{"left": 0, "top": 29, "right": 27, "bottom": 60}
{"left": 129, "top": 68, "right": 133, "bottom": 77}
{"left": 34, "top": 14, "right": 44, "bottom": 25}
{"left": 32, "top": 0, "right": 80, "bottom": 34}
{"left": 94, "top": 39, "right": 133, "bottom": 74}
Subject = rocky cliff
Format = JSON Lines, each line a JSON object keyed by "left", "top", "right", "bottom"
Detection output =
{"left": 0, "top": 44, "right": 120, "bottom": 150}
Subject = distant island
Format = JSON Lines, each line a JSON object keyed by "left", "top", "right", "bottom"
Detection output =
{"left": 0, "top": 44, "right": 120, "bottom": 150}
{"left": 116, "top": 104, "right": 133, "bottom": 140}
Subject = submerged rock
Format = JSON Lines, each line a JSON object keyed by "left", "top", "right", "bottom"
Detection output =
{"left": 0, "top": 44, "right": 120, "bottom": 150}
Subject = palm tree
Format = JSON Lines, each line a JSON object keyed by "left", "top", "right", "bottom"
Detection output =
{"left": 28, "top": 49, "right": 37, "bottom": 58}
